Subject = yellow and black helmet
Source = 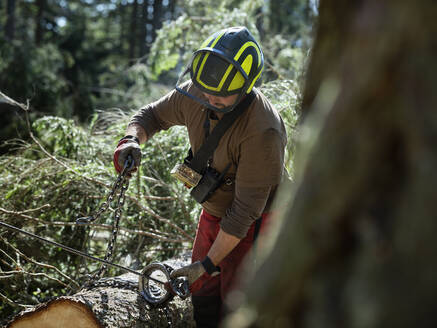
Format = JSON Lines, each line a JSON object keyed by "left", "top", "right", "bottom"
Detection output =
{"left": 190, "top": 26, "right": 264, "bottom": 97}
{"left": 176, "top": 26, "right": 264, "bottom": 112}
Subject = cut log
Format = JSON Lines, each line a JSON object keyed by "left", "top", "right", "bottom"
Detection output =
{"left": 5, "top": 257, "right": 195, "bottom": 328}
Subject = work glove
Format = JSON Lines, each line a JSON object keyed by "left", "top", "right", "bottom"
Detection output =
{"left": 113, "top": 135, "right": 142, "bottom": 174}
{"left": 170, "top": 257, "right": 220, "bottom": 288}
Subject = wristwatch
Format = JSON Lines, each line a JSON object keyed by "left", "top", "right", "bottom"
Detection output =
{"left": 119, "top": 135, "right": 140, "bottom": 144}
{"left": 201, "top": 256, "right": 221, "bottom": 276}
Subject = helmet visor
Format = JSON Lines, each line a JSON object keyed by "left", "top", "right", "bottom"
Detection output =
{"left": 175, "top": 49, "right": 250, "bottom": 113}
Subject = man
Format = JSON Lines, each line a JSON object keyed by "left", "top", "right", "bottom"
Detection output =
{"left": 113, "top": 26, "right": 287, "bottom": 327}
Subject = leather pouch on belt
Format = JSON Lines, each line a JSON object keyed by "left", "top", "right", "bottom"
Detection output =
{"left": 190, "top": 167, "right": 223, "bottom": 204}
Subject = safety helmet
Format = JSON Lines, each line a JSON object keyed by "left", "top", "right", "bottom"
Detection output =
{"left": 176, "top": 26, "right": 264, "bottom": 113}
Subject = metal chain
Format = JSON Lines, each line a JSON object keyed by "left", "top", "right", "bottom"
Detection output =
{"left": 83, "top": 277, "right": 174, "bottom": 327}
{"left": 76, "top": 171, "right": 127, "bottom": 225}
{"left": 93, "top": 176, "right": 130, "bottom": 279}
{"left": 75, "top": 158, "right": 178, "bottom": 326}
{"left": 163, "top": 305, "right": 173, "bottom": 327}
{"left": 79, "top": 157, "right": 133, "bottom": 287}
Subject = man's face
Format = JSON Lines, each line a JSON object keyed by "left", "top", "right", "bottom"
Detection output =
{"left": 202, "top": 92, "right": 238, "bottom": 109}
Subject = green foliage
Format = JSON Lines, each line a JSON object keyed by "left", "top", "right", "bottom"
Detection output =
{"left": 267, "top": 0, "right": 315, "bottom": 38}
{"left": 32, "top": 116, "right": 90, "bottom": 159}
{"left": 95, "top": 62, "right": 153, "bottom": 111}
{"left": 262, "top": 34, "right": 308, "bottom": 83}
{"left": 0, "top": 40, "right": 68, "bottom": 115}
{"left": 260, "top": 79, "right": 300, "bottom": 176}
{"left": 30, "top": 44, "right": 66, "bottom": 93}
{"left": 148, "top": 0, "right": 262, "bottom": 80}
{"left": 0, "top": 113, "right": 197, "bottom": 320}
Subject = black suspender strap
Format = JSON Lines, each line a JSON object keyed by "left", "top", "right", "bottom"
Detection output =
{"left": 187, "top": 91, "right": 255, "bottom": 174}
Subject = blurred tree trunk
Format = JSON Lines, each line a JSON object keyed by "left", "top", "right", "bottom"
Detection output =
{"left": 168, "top": 0, "right": 177, "bottom": 19}
{"left": 151, "top": 0, "right": 163, "bottom": 44}
{"left": 138, "top": 0, "right": 164, "bottom": 58}
{"left": 255, "top": 6, "right": 264, "bottom": 40}
{"left": 224, "top": 0, "right": 437, "bottom": 328}
{"left": 268, "top": 0, "right": 282, "bottom": 33}
{"left": 128, "top": 0, "right": 139, "bottom": 61}
{"left": 35, "top": 0, "right": 46, "bottom": 45}
{"left": 305, "top": 0, "right": 315, "bottom": 23}
{"left": 138, "top": 1, "right": 148, "bottom": 57}
{"left": 119, "top": 0, "right": 127, "bottom": 56}
{"left": 5, "top": 0, "right": 16, "bottom": 41}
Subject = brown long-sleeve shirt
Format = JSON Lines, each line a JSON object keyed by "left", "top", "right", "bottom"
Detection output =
{"left": 130, "top": 82, "right": 287, "bottom": 238}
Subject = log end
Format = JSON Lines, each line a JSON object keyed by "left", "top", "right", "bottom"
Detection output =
{"left": 7, "top": 298, "right": 102, "bottom": 328}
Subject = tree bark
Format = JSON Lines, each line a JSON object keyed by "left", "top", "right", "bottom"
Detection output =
{"left": 224, "top": 0, "right": 437, "bottom": 327}
{"left": 119, "top": 1, "right": 127, "bottom": 57}
{"left": 168, "top": 0, "right": 177, "bottom": 20}
{"left": 5, "top": 0, "right": 16, "bottom": 41}
{"left": 128, "top": 0, "right": 139, "bottom": 61}
{"left": 151, "top": 0, "right": 163, "bottom": 44}
{"left": 5, "top": 258, "right": 195, "bottom": 328}
{"left": 138, "top": 0, "right": 148, "bottom": 57}
{"left": 35, "top": 0, "right": 46, "bottom": 45}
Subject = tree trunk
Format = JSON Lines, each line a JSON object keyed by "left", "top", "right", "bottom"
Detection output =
{"left": 128, "top": 0, "right": 139, "bottom": 61}
{"left": 139, "top": 0, "right": 164, "bottom": 58}
{"left": 138, "top": 0, "right": 148, "bottom": 58}
{"left": 5, "top": 258, "right": 195, "bottom": 328}
{"left": 224, "top": 0, "right": 437, "bottom": 327}
{"left": 268, "top": 0, "right": 282, "bottom": 33}
{"left": 168, "top": 0, "right": 177, "bottom": 20}
{"left": 35, "top": 0, "right": 46, "bottom": 45}
{"left": 119, "top": 1, "right": 127, "bottom": 57}
{"left": 5, "top": 0, "right": 16, "bottom": 41}
{"left": 151, "top": 0, "right": 163, "bottom": 44}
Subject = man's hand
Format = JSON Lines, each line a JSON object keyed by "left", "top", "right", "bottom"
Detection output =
{"left": 170, "top": 256, "right": 221, "bottom": 289}
{"left": 170, "top": 261, "right": 205, "bottom": 286}
{"left": 113, "top": 136, "right": 142, "bottom": 174}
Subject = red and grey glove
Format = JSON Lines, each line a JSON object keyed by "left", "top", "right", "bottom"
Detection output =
{"left": 170, "top": 256, "right": 220, "bottom": 289}
{"left": 113, "top": 135, "right": 142, "bottom": 173}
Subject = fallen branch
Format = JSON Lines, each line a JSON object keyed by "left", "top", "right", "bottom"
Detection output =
{"left": 1, "top": 236, "right": 80, "bottom": 288}
{"left": 0, "top": 210, "right": 189, "bottom": 243}
{"left": 0, "top": 292, "right": 31, "bottom": 310}
{"left": 0, "top": 91, "right": 29, "bottom": 111}
{"left": 0, "top": 90, "right": 194, "bottom": 242}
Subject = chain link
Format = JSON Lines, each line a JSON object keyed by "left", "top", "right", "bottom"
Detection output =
{"left": 82, "top": 276, "right": 174, "bottom": 327}
{"left": 80, "top": 157, "right": 133, "bottom": 287}
{"left": 76, "top": 170, "right": 127, "bottom": 225}
{"left": 94, "top": 175, "right": 130, "bottom": 279}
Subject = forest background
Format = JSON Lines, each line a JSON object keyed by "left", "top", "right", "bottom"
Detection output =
{"left": 0, "top": 0, "right": 316, "bottom": 321}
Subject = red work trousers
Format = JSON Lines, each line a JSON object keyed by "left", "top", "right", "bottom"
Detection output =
{"left": 190, "top": 210, "right": 271, "bottom": 300}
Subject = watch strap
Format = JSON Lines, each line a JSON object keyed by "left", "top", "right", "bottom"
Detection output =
{"left": 119, "top": 135, "right": 140, "bottom": 144}
{"left": 201, "top": 256, "right": 221, "bottom": 275}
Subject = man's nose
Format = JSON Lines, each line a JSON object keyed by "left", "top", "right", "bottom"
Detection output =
{"left": 207, "top": 95, "right": 222, "bottom": 105}
{"left": 205, "top": 94, "right": 215, "bottom": 103}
